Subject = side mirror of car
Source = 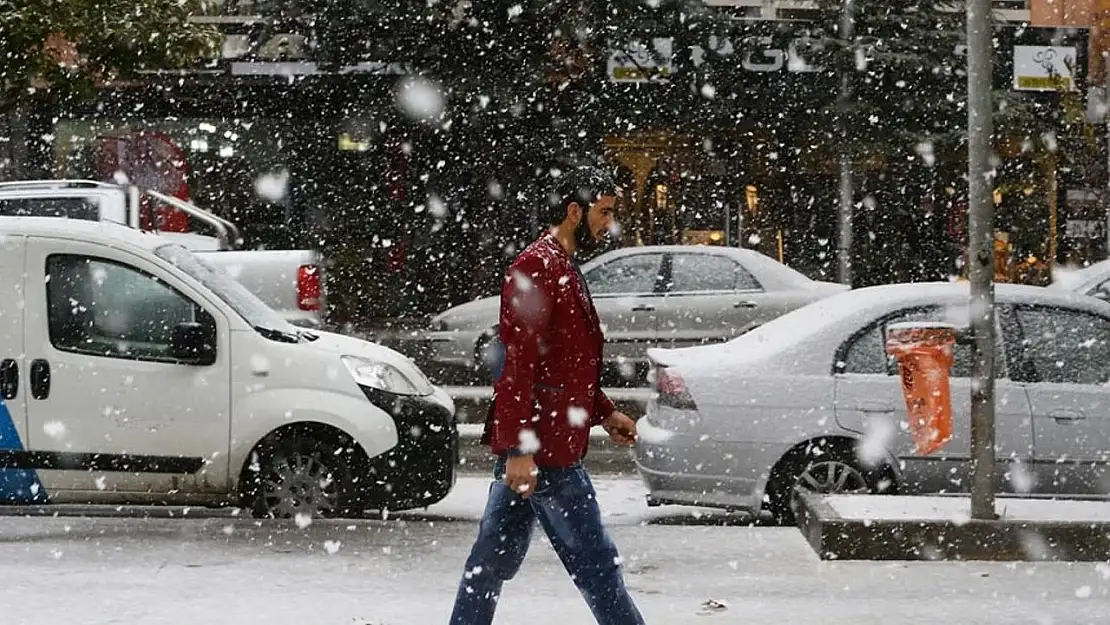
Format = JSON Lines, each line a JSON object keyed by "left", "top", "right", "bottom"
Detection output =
{"left": 172, "top": 321, "right": 217, "bottom": 365}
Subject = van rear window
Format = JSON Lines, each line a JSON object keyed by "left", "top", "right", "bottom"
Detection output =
{"left": 0, "top": 197, "right": 100, "bottom": 220}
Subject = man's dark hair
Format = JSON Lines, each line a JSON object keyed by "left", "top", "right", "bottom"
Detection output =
{"left": 543, "top": 166, "right": 618, "bottom": 226}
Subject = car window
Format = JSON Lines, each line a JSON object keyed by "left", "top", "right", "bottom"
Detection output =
{"left": 1015, "top": 306, "right": 1110, "bottom": 385}
{"left": 585, "top": 254, "right": 662, "bottom": 295}
{"left": 0, "top": 197, "right": 100, "bottom": 220}
{"left": 46, "top": 254, "right": 208, "bottom": 361}
{"left": 1088, "top": 278, "right": 1110, "bottom": 303}
{"left": 840, "top": 306, "right": 1000, "bottom": 378}
{"left": 669, "top": 253, "right": 761, "bottom": 292}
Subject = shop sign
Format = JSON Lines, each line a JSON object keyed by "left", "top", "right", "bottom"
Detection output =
{"left": 607, "top": 34, "right": 826, "bottom": 82}
{"left": 607, "top": 38, "right": 674, "bottom": 82}
{"left": 1013, "top": 45, "right": 1078, "bottom": 91}
{"left": 1066, "top": 219, "right": 1101, "bottom": 239}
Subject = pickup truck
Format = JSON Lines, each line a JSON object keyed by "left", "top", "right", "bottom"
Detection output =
{"left": 0, "top": 179, "right": 326, "bottom": 329}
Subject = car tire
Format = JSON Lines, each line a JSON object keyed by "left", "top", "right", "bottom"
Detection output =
{"left": 242, "top": 432, "right": 364, "bottom": 520}
{"left": 763, "top": 442, "right": 884, "bottom": 527}
{"left": 473, "top": 328, "right": 501, "bottom": 384}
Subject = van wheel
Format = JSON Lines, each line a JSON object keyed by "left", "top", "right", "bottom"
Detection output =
{"left": 243, "top": 434, "right": 363, "bottom": 519}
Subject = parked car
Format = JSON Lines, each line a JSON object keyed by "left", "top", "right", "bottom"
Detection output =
{"left": 0, "top": 217, "right": 456, "bottom": 517}
{"left": 422, "top": 244, "right": 847, "bottom": 383}
{"left": 635, "top": 281, "right": 1110, "bottom": 525}
{"left": 1052, "top": 258, "right": 1110, "bottom": 303}
{"left": 0, "top": 179, "right": 326, "bottom": 329}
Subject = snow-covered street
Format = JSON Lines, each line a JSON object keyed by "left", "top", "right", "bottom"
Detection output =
{"left": 1, "top": 476, "right": 1107, "bottom": 625}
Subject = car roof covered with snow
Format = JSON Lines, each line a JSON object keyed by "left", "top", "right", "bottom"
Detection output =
{"left": 582, "top": 244, "right": 818, "bottom": 290}
{"left": 0, "top": 215, "right": 176, "bottom": 252}
{"left": 650, "top": 281, "right": 1110, "bottom": 377}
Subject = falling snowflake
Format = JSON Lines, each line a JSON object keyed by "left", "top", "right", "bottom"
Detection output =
{"left": 294, "top": 512, "right": 313, "bottom": 529}
{"left": 42, "top": 421, "right": 66, "bottom": 439}
{"left": 324, "top": 540, "right": 342, "bottom": 555}
{"left": 517, "top": 429, "right": 541, "bottom": 454}
{"left": 254, "top": 170, "right": 289, "bottom": 202}
{"left": 567, "top": 406, "right": 589, "bottom": 428}
{"left": 396, "top": 76, "right": 445, "bottom": 124}
{"left": 250, "top": 355, "right": 270, "bottom": 375}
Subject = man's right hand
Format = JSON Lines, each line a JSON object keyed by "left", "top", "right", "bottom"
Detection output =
{"left": 505, "top": 455, "right": 539, "bottom": 498}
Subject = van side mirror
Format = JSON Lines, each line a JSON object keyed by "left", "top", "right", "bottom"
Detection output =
{"left": 172, "top": 321, "right": 216, "bottom": 365}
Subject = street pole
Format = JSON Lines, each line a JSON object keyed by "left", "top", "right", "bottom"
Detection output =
{"left": 966, "top": 0, "right": 997, "bottom": 520}
{"left": 837, "top": 0, "right": 856, "bottom": 286}
{"left": 1105, "top": 67, "right": 1110, "bottom": 258}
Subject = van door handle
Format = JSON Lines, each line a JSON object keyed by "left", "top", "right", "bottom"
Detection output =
{"left": 734, "top": 301, "right": 758, "bottom": 309}
{"left": 631, "top": 304, "right": 655, "bottom": 312}
{"left": 0, "top": 359, "right": 17, "bottom": 400}
{"left": 30, "top": 359, "right": 50, "bottom": 400}
{"left": 1050, "top": 409, "right": 1085, "bottom": 424}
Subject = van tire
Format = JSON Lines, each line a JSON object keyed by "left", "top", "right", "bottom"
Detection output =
{"left": 241, "top": 428, "right": 366, "bottom": 519}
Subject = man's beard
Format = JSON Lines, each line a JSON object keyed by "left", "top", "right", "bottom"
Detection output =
{"left": 575, "top": 218, "right": 601, "bottom": 254}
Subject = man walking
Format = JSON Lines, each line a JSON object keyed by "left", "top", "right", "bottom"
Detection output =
{"left": 449, "top": 167, "right": 646, "bottom": 625}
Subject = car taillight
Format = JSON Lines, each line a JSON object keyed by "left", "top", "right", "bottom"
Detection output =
{"left": 656, "top": 367, "right": 697, "bottom": 410}
{"left": 297, "top": 264, "right": 322, "bottom": 311}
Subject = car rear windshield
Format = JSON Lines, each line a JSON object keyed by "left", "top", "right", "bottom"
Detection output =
{"left": 0, "top": 197, "right": 101, "bottom": 220}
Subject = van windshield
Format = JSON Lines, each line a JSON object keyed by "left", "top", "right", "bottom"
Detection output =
{"left": 154, "top": 243, "right": 299, "bottom": 339}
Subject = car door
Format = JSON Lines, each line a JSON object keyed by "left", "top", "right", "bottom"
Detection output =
{"left": 834, "top": 305, "right": 1034, "bottom": 495}
{"left": 21, "top": 236, "right": 232, "bottom": 500}
{"left": 656, "top": 251, "right": 793, "bottom": 349}
{"left": 0, "top": 233, "right": 48, "bottom": 504}
{"left": 581, "top": 252, "right": 664, "bottom": 368}
{"left": 1009, "top": 304, "right": 1110, "bottom": 496}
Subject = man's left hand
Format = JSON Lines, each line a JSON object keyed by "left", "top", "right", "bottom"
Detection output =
{"left": 602, "top": 411, "right": 638, "bottom": 446}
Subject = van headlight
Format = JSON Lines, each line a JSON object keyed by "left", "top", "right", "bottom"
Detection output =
{"left": 341, "top": 355, "right": 433, "bottom": 397}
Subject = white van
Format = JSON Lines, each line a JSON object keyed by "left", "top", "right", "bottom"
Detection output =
{"left": 0, "top": 217, "right": 457, "bottom": 517}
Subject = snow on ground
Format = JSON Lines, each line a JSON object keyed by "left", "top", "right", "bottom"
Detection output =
{"left": 0, "top": 478, "right": 1107, "bottom": 624}
{"left": 394, "top": 474, "right": 749, "bottom": 526}
{"left": 827, "top": 494, "right": 1110, "bottom": 523}
{"left": 1, "top": 513, "right": 1108, "bottom": 624}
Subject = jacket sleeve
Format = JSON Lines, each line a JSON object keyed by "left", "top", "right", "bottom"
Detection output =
{"left": 591, "top": 390, "right": 616, "bottom": 427}
{"left": 491, "top": 256, "right": 552, "bottom": 453}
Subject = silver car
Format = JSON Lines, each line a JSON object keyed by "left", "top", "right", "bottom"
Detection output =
{"left": 424, "top": 245, "right": 846, "bottom": 381}
{"left": 1053, "top": 258, "right": 1110, "bottom": 303}
{"left": 635, "top": 281, "right": 1110, "bottom": 525}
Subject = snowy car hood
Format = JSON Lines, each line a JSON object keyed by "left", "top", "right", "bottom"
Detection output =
{"left": 433, "top": 296, "right": 500, "bottom": 327}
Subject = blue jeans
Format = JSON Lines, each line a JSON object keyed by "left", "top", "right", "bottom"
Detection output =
{"left": 449, "top": 459, "right": 646, "bottom": 625}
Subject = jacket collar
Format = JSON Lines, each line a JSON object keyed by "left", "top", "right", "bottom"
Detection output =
{"left": 540, "top": 231, "right": 573, "bottom": 263}
{"left": 539, "top": 233, "right": 601, "bottom": 332}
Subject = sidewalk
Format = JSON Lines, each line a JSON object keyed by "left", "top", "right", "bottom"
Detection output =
{"left": 2, "top": 509, "right": 1105, "bottom": 625}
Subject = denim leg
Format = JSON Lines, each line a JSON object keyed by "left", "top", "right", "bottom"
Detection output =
{"left": 449, "top": 478, "right": 536, "bottom": 625}
{"left": 532, "top": 466, "right": 646, "bottom": 625}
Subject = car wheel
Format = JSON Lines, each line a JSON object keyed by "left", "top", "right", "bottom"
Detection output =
{"left": 243, "top": 434, "right": 362, "bottom": 520}
{"left": 764, "top": 443, "right": 880, "bottom": 526}
{"left": 474, "top": 328, "right": 501, "bottom": 384}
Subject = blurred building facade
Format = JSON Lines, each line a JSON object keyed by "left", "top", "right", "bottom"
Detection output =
{"left": 8, "top": 0, "right": 1104, "bottom": 327}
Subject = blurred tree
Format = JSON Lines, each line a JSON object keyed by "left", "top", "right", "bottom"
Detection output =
{"left": 0, "top": 0, "right": 218, "bottom": 112}
{"left": 0, "top": 0, "right": 217, "bottom": 179}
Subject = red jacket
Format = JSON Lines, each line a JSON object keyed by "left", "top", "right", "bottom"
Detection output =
{"left": 481, "top": 233, "right": 616, "bottom": 467}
